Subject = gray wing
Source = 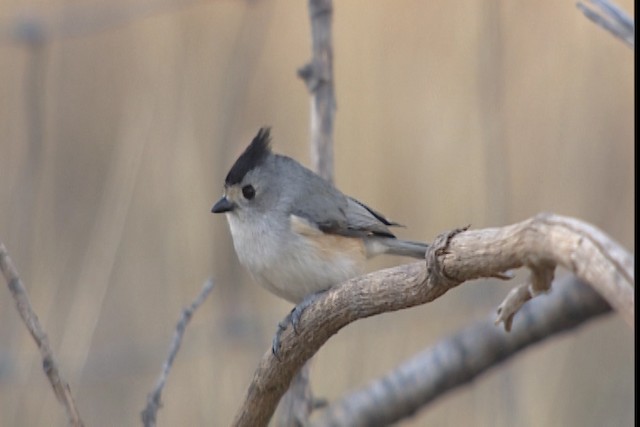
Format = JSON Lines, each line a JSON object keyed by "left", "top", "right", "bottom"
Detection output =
{"left": 290, "top": 179, "right": 397, "bottom": 238}
{"left": 341, "top": 197, "right": 398, "bottom": 238}
{"left": 278, "top": 153, "right": 399, "bottom": 238}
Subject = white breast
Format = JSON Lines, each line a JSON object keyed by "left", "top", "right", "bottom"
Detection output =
{"left": 226, "top": 213, "right": 365, "bottom": 303}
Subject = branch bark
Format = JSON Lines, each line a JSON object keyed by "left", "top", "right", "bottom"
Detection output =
{"left": 230, "top": 213, "right": 634, "bottom": 427}
{"left": 309, "top": 275, "right": 612, "bottom": 426}
{"left": 0, "top": 242, "right": 85, "bottom": 427}
{"left": 298, "top": 0, "right": 336, "bottom": 184}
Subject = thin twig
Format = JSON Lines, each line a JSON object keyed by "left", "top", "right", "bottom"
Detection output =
{"left": 276, "top": 362, "right": 324, "bottom": 427}
{"left": 0, "top": 242, "right": 84, "bottom": 427}
{"left": 577, "top": 0, "right": 635, "bottom": 47}
{"left": 141, "top": 278, "right": 215, "bottom": 427}
{"left": 276, "top": 1, "right": 338, "bottom": 424}
{"left": 298, "top": 0, "right": 336, "bottom": 183}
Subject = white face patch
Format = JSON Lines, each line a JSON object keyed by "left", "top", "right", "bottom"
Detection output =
{"left": 223, "top": 185, "right": 242, "bottom": 207}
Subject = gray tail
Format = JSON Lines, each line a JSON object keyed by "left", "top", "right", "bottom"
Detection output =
{"left": 383, "top": 238, "right": 429, "bottom": 259}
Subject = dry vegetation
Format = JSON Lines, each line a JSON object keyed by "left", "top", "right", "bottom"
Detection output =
{"left": 0, "top": 1, "right": 634, "bottom": 426}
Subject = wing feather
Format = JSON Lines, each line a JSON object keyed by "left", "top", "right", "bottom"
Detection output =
{"left": 291, "top": 190, "right": 396, "bottom": 238}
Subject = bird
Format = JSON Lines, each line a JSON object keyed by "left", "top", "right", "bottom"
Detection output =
{"left": 212, "top": 127, "right": 428, "bottom": 353}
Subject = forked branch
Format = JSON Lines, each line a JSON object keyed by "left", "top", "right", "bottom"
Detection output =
{"left": 231, "top": 213, "right": 634, "bottom": 427}
{"left": 310, "top": 275, "right": 612, "bottom": 426}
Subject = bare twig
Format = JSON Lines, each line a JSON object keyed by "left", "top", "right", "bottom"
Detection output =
{"left": 309, "top": 275, "right": 612, "bottom": 427}
{"left": 276, "top": 2, "right": 338, "bottom": 424}
{"left": 231, "top": 213, "right": 634, "bottom": 426}
{"left": 0, "top": 242, "right": 84, "bottom": 427}
{"left": 141, "top": 278, "right": 215, "bottom": 427}
{"left": 577, "top": 0, "right": 635, "bottom": 47}
{"left": 298, "top": 0, "right": 336, "bottom": 183}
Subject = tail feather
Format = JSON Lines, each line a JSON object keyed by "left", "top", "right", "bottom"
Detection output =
{"left": 368, "top": 238, "right": 428, "bottom": 259}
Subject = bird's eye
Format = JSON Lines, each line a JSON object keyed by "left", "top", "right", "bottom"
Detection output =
{"left": 242, "top": 185, "right": 255, "bottom": 200}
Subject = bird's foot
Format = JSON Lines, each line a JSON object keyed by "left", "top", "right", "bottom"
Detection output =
{"left": 272, "top": 291, "right": 325, "bottom": 358}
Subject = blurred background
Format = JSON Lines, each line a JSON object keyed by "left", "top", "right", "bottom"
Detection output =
{"left": 0, "top": 1, "right": 634, "bottom": 426}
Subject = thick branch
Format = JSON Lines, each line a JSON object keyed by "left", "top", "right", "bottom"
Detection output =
{"left": 230, "top": 213, "right": 633, "bottom": 426}
{"left": 309, "top": 275, "right": 612, "bottom": 426}
{"left": 437, "top": 213, "right": 633, "bottom": 328}
{"left": 0, "top": 242, "right": 84, "bottom": 427}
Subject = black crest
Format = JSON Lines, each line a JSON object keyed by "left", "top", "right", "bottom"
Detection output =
{"left": 225, "top": 127, "right": 272, "bottom": 185}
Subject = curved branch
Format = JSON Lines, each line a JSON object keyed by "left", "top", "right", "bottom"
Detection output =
{"left": 309, "top": 275, "right": 612, "bottom": 426}
{"left": 231, "top": 213, "right": 634, "bottom": 427}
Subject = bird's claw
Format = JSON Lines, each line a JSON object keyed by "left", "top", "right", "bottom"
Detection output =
{"left": 271, "top": 291, "right": 325, "bottom": 358}
{"left": 272, "top": 314, "right": 291, "bottom": 359}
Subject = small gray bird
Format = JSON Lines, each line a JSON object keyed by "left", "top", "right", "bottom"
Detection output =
{"left": 212, "top": 128, "right": 428, "bottom": 350}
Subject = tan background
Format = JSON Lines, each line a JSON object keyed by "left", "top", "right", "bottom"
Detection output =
{"left": 0, "top": 1, "right": 634, "bottom": 426}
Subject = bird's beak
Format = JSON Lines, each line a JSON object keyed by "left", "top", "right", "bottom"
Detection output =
{"left": 211, "top": 196, "right": 235, "bottom": 213}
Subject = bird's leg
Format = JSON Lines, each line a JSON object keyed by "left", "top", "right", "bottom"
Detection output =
{"left": 272, "top": 290, "right": 326, "bottom": 358}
